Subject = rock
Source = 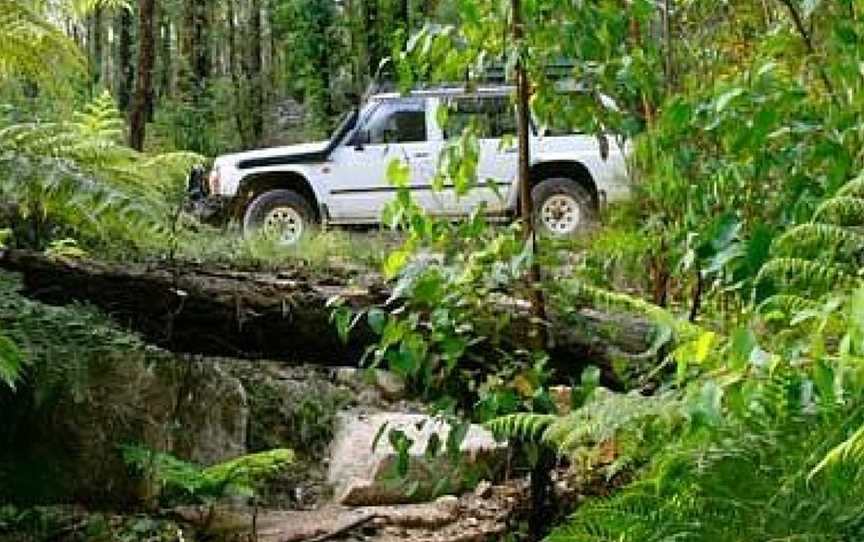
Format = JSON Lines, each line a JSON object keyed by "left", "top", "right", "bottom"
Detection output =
{"left": 473, "top": 481, "right": 493, "bottom": 499}
{"left": 368, "top": 501, "right": 459, "bottom": 529}
{"left": 1, "top": 351, "right": 249, "bottom": 505}
{"left": 435, "top": 494, "right": 460, "bottom": 513}
{"left": 176, "top": 505, "right": 375, "bottom": 542}
{"left": 373, "top": 370, "right": 407, "bottom": 401}
{"left": 328, "top": 413, "right": 507, "bottom": 506}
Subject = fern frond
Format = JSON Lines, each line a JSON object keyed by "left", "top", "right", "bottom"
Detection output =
{"left": 837, "top": 173, "right": 864, "bottom": 198}
{"left": 555, "top": 279, "right": 701, "bottom": 340}
{"left": 0, "top": 0, "right": 85, "bottom": 87}
{"left": 772, "top": 223, "right": 864, "bottom": 257}
{"left": 486, "top": 413, "right": 556, "bottom": 442}
{"left": 809, "top": 423, "right": 864, "bottom": 479}
{"left": 756, "top": 294, "right": 821, "bottom": 317}
{"left": 814, "top": 196, "right": 864, "bottom": 226}
{"left": 755, "top": 257, "right": 859, "bottom": 294}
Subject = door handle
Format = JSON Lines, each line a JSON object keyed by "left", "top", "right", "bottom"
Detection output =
{"left": 502, "top": 147, "right": 518, "bottom": 154}
{"left": 413, "top": 151, "right": 431, "bottom": 158}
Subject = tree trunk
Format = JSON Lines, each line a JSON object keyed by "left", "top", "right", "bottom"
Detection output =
{"left": 244, "top": 0, "right": 265, "bottom": 146}
{"left": 129, "top": 0, "right": 157, "bottom": 151}
{"left": 115, "top": 7, "right": 134, "bottom": 112}
{"left": 158, "top": 7, "right": 173, "bottom": 101}
{"left": 89, "top": 6, "right": 105, "bottom": 93}
{"left": 512, "top": 0, "right": 547, "bottom": 341}
{"left": 184, "top": 0, "right": 210, "bottom": 94}
{"left": 227, "top": 0, "right": 246, "bottom": 142}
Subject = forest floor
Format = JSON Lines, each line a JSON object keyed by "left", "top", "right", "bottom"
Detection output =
{"left": 1, "top": 226, "right": 631, "bottom": 542}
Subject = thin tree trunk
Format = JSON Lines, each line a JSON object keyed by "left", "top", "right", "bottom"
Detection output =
{"left": 777, "top": 0, "right": 838, "bottom": 105}
{"left": 512, "top": 0, "right": 547, "bottom": 335}
{"left": 664, "top": 0, "right": 674, "bottom": 94}
{"left": 189, "top": 0, "right": 210, "bottom": 92}
{"left": 227, "top": 0, "right": 246, "bottom": 142}
{"left": 245, "top": 0, "right": 265, "bottom": 145}
{"left": 129, "top": 0, "right": 157, "bottom": 151}
{"left": 89, "top": 6, "right": 104, "bottom": 94}
{"left": 115, "top": 7, "right": 134, "bottom": 111}
{"left": 158, "top": 8, "right": 173, "bottom": 101}
{"left": 513, "top": 0, "right": 552, "bottom": 532}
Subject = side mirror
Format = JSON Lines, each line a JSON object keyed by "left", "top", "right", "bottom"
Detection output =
{"left": 353, "top": 130, "right": 370, "bottom": 150}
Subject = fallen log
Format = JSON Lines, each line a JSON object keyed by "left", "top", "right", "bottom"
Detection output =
{"left": 0, "top": 249, "right": 385, "bottom": 364}
{"left": 0, "top": 250, "right": 653, "bottom": 368}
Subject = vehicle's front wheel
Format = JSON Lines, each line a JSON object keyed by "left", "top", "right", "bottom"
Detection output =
{"left": 243, "top": 189, "right": 317, "bottom": 245}
{"left": 532, "top": 178, "right": 598, "bottom": 238}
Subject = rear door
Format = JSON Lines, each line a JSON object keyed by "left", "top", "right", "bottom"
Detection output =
{"left": 435, "top": 95, "right": 518, "bottom": 216}
{"left": 326, "top": 98, "right": 441, "bottom": 222}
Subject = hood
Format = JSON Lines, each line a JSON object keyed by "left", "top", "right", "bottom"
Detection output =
{"left": 222, "top": 141, "right": 332, "bottom": 170}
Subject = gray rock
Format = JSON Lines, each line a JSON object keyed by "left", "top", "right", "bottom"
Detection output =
{"left": 372, "top": 370, "right": 407, "bottom": 401}
{"left": 6, "top": 352, "right": 249, "bottom": 505}
{"left": 328, "top": 412, "right": 507, "bottom": 506}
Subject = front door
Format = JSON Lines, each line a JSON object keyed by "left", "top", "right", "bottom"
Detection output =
{"left": 326, "top": 98, "right": 441, "bottom": 222}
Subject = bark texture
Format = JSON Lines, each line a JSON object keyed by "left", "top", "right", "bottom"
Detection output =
{"left": 129, "top": 0, "right": 156, "bottom": 151}
{"left": 0, "top": 250, "right": 652, "bottom": 367}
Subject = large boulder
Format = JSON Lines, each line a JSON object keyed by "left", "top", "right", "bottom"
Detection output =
{"left": 328, "top": 412, "right": 507, "bottom": 506}
{"left": 0, "top": 352, "right": 249, "bottom": 505}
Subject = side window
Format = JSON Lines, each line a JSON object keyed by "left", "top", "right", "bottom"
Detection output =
{"left": 444, "top": 96, "right": 516, "bottom": 139}
{"left": 363, "top": 100, "right": 427, "bottom": 144}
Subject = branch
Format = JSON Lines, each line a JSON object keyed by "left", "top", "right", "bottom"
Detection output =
{"left": 777, "top": 0, "right": 839, "bottom": 106}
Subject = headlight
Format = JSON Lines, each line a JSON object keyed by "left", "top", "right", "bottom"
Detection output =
{"left": 208, "top": 168, "right": 221, "bottom": 195}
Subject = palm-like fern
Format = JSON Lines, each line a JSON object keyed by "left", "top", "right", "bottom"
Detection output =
{"left": 757, "top": 174, "right": 864, "bottom": 305}
{"left": 489, "top": 388, "right": 682, "bottom": 478}
{"left": 548, "top": 378, "right": 864, "bottom": 542}
{"left": 1, "top": 92, "right": 201, "bottom": 251}
{"left": 0, "top": 0, "right": 84, "bottom": 88}
{"left": 0, "top": 0, "right": 131, "bottom": 91}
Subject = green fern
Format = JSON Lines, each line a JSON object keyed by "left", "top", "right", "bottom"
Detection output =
{"left": 554, "top": 279, "right": 702, "bottom": 341}
{"left": 0, "top": 92, "right": 201, "bottom": 250}
{"left": 837, "top": 173, "right": 864, "bottom": 198}
{"left": 814, "top": 196, "right": 864, "bottom": 226}
{"left": 122, "top": 445, "right": 295, "bottom": 503}
{"left": 755, "top": 257, "right": 859, "bottom": 295}
{"left": 0, "top": 0, "right": 85, "bottom": 89}
{"left": 489, "top": 389, "right": 682, "bottom": 480}
{"left": 487, "top": 413, "right": 557, "bottom": 442}
{"left": 548, "top": 385, "right": 864, "bottom": 542}
{"left": 772, "top": 223, "right": 864, "bottom": 256}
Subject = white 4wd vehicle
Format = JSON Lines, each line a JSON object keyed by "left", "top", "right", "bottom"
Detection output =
{"left": 191, "top": 86, "right": 629, "bottom": 244}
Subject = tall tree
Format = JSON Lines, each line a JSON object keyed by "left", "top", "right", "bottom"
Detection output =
{"left": 157, "top": 3, "right": 173, "bottom": 102}
{"left": 89, "top": 5, "right": 105, "bottom": 93}
{"left": 129, "top": 0, "right": 157, "bottom": 151}
{"left": 183, "top": 0, "right": 210, "bottom": 93}
{"left": 114, "top": 6, "right": 134, "bottom": 111}
{"left": 243, "top": 0, "right": 264, "bottom": 146}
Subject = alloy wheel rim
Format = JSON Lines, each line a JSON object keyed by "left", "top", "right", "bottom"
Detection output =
{"left": 540, "top": 194, "right": 581, "bottom": 235}
{"left": 263, "top": 206, "right": 304, "bottom": 245}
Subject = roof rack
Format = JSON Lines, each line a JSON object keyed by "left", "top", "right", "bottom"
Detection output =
{"left": 362, "top": 59, "right": 577, "bottom": 101}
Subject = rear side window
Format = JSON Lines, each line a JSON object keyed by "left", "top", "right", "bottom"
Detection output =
{"left": 444, "top": 96, "right": 516, "bottom": 139}
{"left": 363, "top": 99, "right": 427, "bottom": 144}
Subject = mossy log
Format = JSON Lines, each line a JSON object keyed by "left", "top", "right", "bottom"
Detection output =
{"left": 0, "top": 249, "right": 653, "bottom": 367}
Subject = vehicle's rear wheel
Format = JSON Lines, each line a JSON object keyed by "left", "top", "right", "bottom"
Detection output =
{"left": 243, "top": 189, "right": 317, "bottom": 245}
{"left": 531, "top": 177, "right": 598, "bottom": 238}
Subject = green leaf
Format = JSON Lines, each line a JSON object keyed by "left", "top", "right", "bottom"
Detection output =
{"left": 387, "top": 159, "right": 411, "bottom": 188}
{"left": 367, "top": 308, "right": 388, "bottom": 335}
{"left": 383, "top": 249, "right": 411, "bottom": 279}
{"left": 715, "top": 87, "right": 744, "bottom": 113}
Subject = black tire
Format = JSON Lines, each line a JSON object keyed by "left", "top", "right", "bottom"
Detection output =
{"left": 531, "top": 177, "right": 598, "bottom": 238}
{"left": 242, "top": 189, "right": 317, "bottom": 244}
